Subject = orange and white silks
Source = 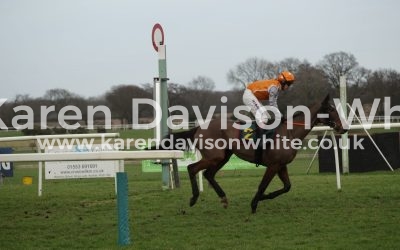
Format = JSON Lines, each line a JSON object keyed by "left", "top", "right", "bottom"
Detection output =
{"left": 246, "top": 79, "right": 281, "bottom": 100}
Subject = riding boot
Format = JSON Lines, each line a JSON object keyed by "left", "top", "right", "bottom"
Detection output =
{"left": 255, "top": 126, "right": 263, "bottom": 167}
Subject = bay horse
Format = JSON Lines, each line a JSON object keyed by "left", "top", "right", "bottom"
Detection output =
{"left": 151, "top": 94, "right": 347, "bottom": 213}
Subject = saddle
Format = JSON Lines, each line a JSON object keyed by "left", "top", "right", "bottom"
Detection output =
{"left": 238, "top": 121, "right": 276, "bottom": 167}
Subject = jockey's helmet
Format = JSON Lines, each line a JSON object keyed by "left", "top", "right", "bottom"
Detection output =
{"left": 278, "top": 71, "right": 295, "bottom": 84}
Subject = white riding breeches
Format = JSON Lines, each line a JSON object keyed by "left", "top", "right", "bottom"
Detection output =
{"left": 242, "top": 89, "right": 270, "bottom": 123}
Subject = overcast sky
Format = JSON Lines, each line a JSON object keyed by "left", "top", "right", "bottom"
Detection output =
{"left": 1, "top": 0, "right": 399, "bottom": 99}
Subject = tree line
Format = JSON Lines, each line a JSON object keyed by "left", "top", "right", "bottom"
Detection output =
{"left": 1, "top": 51, "right": 399, "bottom": 129}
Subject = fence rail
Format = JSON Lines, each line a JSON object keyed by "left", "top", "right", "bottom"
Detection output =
{"left": 2, "top": 117, "right": 400, "bottom": 132}
{"left": 0, "top": 150, "right": 183, "bottom": 162}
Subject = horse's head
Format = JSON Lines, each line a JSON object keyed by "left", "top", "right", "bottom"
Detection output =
{"left": 317, "top": 94, "right": 348, "bottom": 134}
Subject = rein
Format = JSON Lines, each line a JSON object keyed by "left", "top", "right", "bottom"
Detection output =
{"left": 284, "top": 121, "right": 309, "bottom": 126}
{"left": 285, "top": 120, "right": 337, "bottom": 129}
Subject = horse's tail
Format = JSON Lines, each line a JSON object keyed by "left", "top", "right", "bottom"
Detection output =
{"left": 148, "top": 127, "right": 198, "bottom": 151}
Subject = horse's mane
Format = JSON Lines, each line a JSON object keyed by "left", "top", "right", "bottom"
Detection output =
{"left": 286, "top": 101, "right": 321, "bottom": 121}
{"left": 291, "top": 111, "right": 305, "bottom": 119}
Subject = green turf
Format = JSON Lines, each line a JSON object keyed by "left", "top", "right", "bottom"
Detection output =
{"left": 1, "top": 163, "right": 399, "bottom": 249}
{"left": 1, "top": 128, "right": 399, "bottom": 249}
{"left": 0, "top": 130, "right": 23, "bottom": 137}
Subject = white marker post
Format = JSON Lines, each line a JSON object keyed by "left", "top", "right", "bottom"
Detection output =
{"left": 340, "top": 75, "right": 349, "bottom": 174}
{"left": 152, "top": 23, "right": 172, "bottom": 189}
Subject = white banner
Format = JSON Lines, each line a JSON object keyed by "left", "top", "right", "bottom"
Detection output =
{"left": 45, "top": 144, "right": 119, "bottom": 179}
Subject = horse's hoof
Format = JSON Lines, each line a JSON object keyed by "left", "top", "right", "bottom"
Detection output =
{"left": 189, "top": 197, "right": 198, "bottom": 207}
{"left": 220, "top": 197, "right": 228, "bottom": 209}
{"left": 251, "top": 200, "right": 258, "bottom": 213}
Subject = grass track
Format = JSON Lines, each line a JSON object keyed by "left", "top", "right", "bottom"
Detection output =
{"left": 1, "top": 128, "right": 399, "bottom": 249}
{"left": 1, "top": 164, "right": 399, "bottom": 249}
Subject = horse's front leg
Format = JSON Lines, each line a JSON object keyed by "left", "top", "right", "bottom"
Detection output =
{"left": 259, "top": 165, "right": 291, "bottom": 201}
{"left": 251, "top": 166, "right": 277, "bottom": 213}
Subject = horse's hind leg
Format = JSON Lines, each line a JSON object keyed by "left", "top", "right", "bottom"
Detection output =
{"left": 203, "top": 152, "right": 232, "bottom": 208}
{"left": 187, "top": 160, "right": 211, "bottom": 207}
{"left": 259, "top": 165, "right": 291, "bottom": 201}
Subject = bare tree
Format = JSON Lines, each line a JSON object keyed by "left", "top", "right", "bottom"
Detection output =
{"left": 14, "top": 94, "right": 32, "bottom": 103}
{"left": 167, "top": 83, "right": 189, "bottom": 107}
{"left": 317, "top": 51, "right": 359, "bottom": 88}
{"left": 44, "top": 88, "right": 75, "bottom": 101}
{"left": 227, "top": 57, "right": 276, "bottom": 89}
{"left": 350, "top": 66, "right": 371, "bottom": 86}
{"left": 42, "top": 88, "right": 88, "bottom": 126}
{"left": 43, "top": 88, "right": 77, "bottom": 114}
{"left": 140, "top": 83, "right": 153, "bottom": 94}
{"left": 105, "top": 84, "right": 151, "bottom": 124}
{"left": 277, "top": 58, "right": 303, "bottom": 75}
{"left": 186, "top": 76, "right": 217, "bottom": 118}
{"left": 362, "top": 69, "right": 400, "bottom": 110}
{"left": 188, "top": 75, "right": 215, "bottom": 91}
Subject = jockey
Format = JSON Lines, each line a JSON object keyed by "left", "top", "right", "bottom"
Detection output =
{"left": 242, "top": 71, "right": 295, "bottom": 125}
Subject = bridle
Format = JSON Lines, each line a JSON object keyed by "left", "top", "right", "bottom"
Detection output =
{"left": 321, "top": 104, "right": 342, "bottom": 130}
